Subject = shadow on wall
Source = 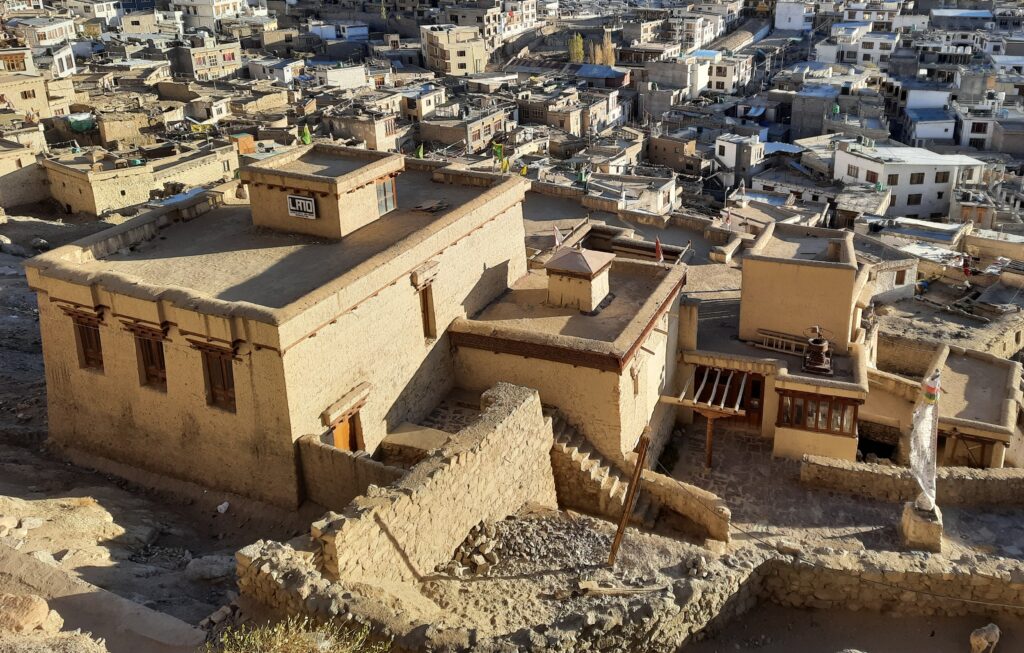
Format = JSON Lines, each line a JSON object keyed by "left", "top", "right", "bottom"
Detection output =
{"left": 464, "top": 260, "right": 511, "bottom": 318}
{"left": 383, "top": 339, "right": 455, "bottom": 433}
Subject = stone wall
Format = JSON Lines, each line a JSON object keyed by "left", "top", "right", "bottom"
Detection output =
{"left": 876, "top": 332, "right": 940, "bottom": 377}
{"left": 760, "top": 552, "right": 1024, "bottom": 618}
{"left": 297, "top": 435, "right": 406, "bottom": 511}
{"left": 800, "top": 454, "right": 1024, "bottom": 506}
{"left": 312, "top": 383, "right": 558, "bottom": 584}
{"left": 640, "top": 469, "right": 731, "bottom": 542}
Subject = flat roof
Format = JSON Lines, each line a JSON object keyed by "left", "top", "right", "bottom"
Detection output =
{"left": 941, "top": 353, "right": 1012, "bottom": 425}
{"left": 274, "top": 149, "right": 365, "bottom": 177}
{"left": 852, "top": 145, "right": 982, "bottom": 167}
{"left": 470, "top": 262, "right": 673, "bottom": 344}
{"left": 53, "top": 169, "right": 487, "bottom": 310}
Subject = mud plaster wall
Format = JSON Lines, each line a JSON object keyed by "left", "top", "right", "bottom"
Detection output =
{"left": 800, "top": 454, "right": 1024, "bottom": 506}
{"left": 313, "top": 383, "right": 558, "bottom": 585}
{"left": 35, "top": 295, "right": 298, "bottom": 506}
{"left": 280, "top": 197, "right": 528, "bottom": 453}
{"left": 297, "top": 435, "right": 407, "bottom": 510}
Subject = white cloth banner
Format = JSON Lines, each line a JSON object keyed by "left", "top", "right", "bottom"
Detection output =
{"left": 909, "top": 371, "right": 940, "bottom": 511}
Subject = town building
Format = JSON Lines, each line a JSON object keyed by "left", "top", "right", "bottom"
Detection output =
{"left": 167, "top": 35, "right": 242, "bottom": 81}
{"left": 40, "top": 141, "right": 239, "bottom": 216}
{"left": 833, "top": 140, "right": 985, "bottom": 220}
{"left": 25, "top": 144, "right": 686, "bottom": 507}
{"left": 420, "top": 25, "right": 489, "bottom": 77}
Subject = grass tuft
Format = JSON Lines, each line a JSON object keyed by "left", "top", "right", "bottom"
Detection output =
{"left": 204, "top": 616, "right": 389, "bottom": 653}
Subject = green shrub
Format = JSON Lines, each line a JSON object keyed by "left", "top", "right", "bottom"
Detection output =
{"left": 205, "top": 616, "right": 389, "bottom": 653}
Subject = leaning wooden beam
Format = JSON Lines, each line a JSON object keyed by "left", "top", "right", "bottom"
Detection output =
{"left": 678, "top": 367, "right": 696, "bottom": 401}
{"left": 707, "top": 368, "right": 722, "bottom": 407}
{"left": 734, "top": 372, "right": 748, "bottom": 413}
{"left": 694, "top": 367, "right": 711, "bottom": 404}
{"left": 719, "top": 370, "right": 734, "bottom": 409}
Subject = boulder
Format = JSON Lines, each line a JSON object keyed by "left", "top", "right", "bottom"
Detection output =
{"left": 0, "top": 593, "right": 49, "bottom": 633}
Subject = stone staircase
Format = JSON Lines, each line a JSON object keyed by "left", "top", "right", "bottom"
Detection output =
{"left": 547, "top": 409, "right": 660, "bottom": 527}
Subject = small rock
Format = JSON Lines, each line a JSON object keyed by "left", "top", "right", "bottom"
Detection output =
{"left": 19, "top": 517, "right": 45, "bottom": 531}
{"left": 776, "top": 540, "right": 801, "bottom": 556}
{"left": 185, "top": 555, "right": 236, "bottom": 581}
{"left": 0, "top": 516, "right": 16, "bottom": 530}
{"left": 28, "top": 551, "right": 57, "bottom": 566}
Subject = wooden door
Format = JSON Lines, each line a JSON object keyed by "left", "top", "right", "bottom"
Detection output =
{"left": 331, "top": 413, "right": 361, "bottom": 451}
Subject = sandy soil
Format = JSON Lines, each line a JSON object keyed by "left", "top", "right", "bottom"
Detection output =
{"left": 685, "top": 602, "right": 1024, "bottom": 653}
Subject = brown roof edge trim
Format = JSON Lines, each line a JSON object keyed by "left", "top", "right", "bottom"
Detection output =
{"left": 449, "top": 331, "right": 622, "bottom": 373}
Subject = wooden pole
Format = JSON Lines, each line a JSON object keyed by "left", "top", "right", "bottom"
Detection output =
{"left": 607, "top": 428, "right": 651, "bottom": 568}
{"left": 705, "top": 416, "right": 715, "bottom": 469}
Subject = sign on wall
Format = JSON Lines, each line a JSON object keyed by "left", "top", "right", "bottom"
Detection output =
{"left": 287, "top": 194, "right": 317, "bottom": 220}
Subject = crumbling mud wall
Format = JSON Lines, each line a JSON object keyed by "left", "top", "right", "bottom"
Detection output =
{"left": 800, "top": 454, "right": 1024, "bottom": 506}
{"left": 640, "top": 470, "right": 731, "bottom": 542}
{"left": 312, "top": 383, "right": 558, "bottom": 584}
{"left": 297, "top": 435, "right": 407, "bottom": 511}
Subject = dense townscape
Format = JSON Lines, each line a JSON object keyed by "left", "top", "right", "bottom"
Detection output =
{"left": 2, "top": 0, "right": 1024, "bottom": 651}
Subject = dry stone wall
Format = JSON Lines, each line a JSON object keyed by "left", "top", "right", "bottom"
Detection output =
{"left": 760, "top": 551, "right": 1024, "bottom": 618}
{"left": 312, "top": 383, "right": 558, "bottom": 584}
{"left": 297, "top": 435, "right": 407, "bottom": 511}
{"left": 801, "top": 454, "right": 1024, "bottom": 506}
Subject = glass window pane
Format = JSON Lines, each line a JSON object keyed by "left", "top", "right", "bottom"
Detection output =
{"left": 831, "top": 400, "right": 843, "bottom": 432}
{"left": 818, "top": 401, "right": 829, "bottom": 430}
{"left": 805, "top": 399, "right": 816, "bottom": 429}
{"left": 781, "top": 396, "right": 791, "bottom": 425}
{"left": 843, "top": 405, "right": 855, "bottom": 433}
{"left": 793, "top": 398, "right": 804, "bottom": 426}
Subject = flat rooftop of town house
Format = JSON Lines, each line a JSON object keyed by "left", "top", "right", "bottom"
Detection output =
{"left": 940, "top": 351, "right": 1017, "bottom": 429}
{"left": 271, "top": 148, "right": 366, "bottom": 178}
{"left": 26, "top": 162, "right": 514, "bottom": 316}
{"left": 466, "top": 261, "right": 683, "bottom": 346}
{"left": 748, "top": 224, "right": 857, "bottom": 265}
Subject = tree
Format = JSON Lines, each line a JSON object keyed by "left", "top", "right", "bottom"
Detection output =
{"left": 602, "top": 30, "right": 615, "bottom": 66}
{"left": 587, "top": 40, "right": 598, "bottom": 64}
{"left": 568, "top": 33, "right": 585, "bottom": 63}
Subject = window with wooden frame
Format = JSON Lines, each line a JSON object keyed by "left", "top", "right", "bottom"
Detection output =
{"left": 411, "top": 261, "right": 438, "bottom": 341}
{"left": 419, "top": 284, "right": 436, "bottom": 339}
{"left": 126, "top": 324, "right": 168, "bottom": 391}
{"left": 777, "top": 390, "right": 858, "bottom": 436}
{"left": 69, "top": 312, "right": 104, "bottom": 371}
{"left": 194, "top": 344, "right": 236, "bottom": 412}
{"left": 375, "top": 177, "right": 396, "bottom": 215}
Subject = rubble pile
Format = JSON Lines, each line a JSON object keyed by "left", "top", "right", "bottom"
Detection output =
{"left": 439, "top": 521, "right": 500, "bottom": 577}
{"left": 491, "top": 513, "right": 613, "bottom": 574}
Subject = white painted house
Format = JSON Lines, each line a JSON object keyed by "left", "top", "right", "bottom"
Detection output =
{"left": 833, "top": 141, "right": 985, "bottom": 220}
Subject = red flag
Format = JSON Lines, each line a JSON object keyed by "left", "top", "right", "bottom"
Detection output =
{"left": 655, "top": 238, "right": 664, "bottom": 263}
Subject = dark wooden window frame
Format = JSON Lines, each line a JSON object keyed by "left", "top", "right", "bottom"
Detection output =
{"left": 125, "top": 322, "right": 169, "bottom": 391}
{"left": 776, "top": 389, "right": 860, "bottom": 436}
{"left": 191, "top": 341, "right": 237, "bottom": 413}
{"left": 62, "top": 307, "right": 104, "bottom": 371}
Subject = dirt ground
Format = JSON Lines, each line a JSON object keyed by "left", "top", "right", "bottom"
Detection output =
{"left": 685, "top": 602, "right": 1024, "bottom": 653}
